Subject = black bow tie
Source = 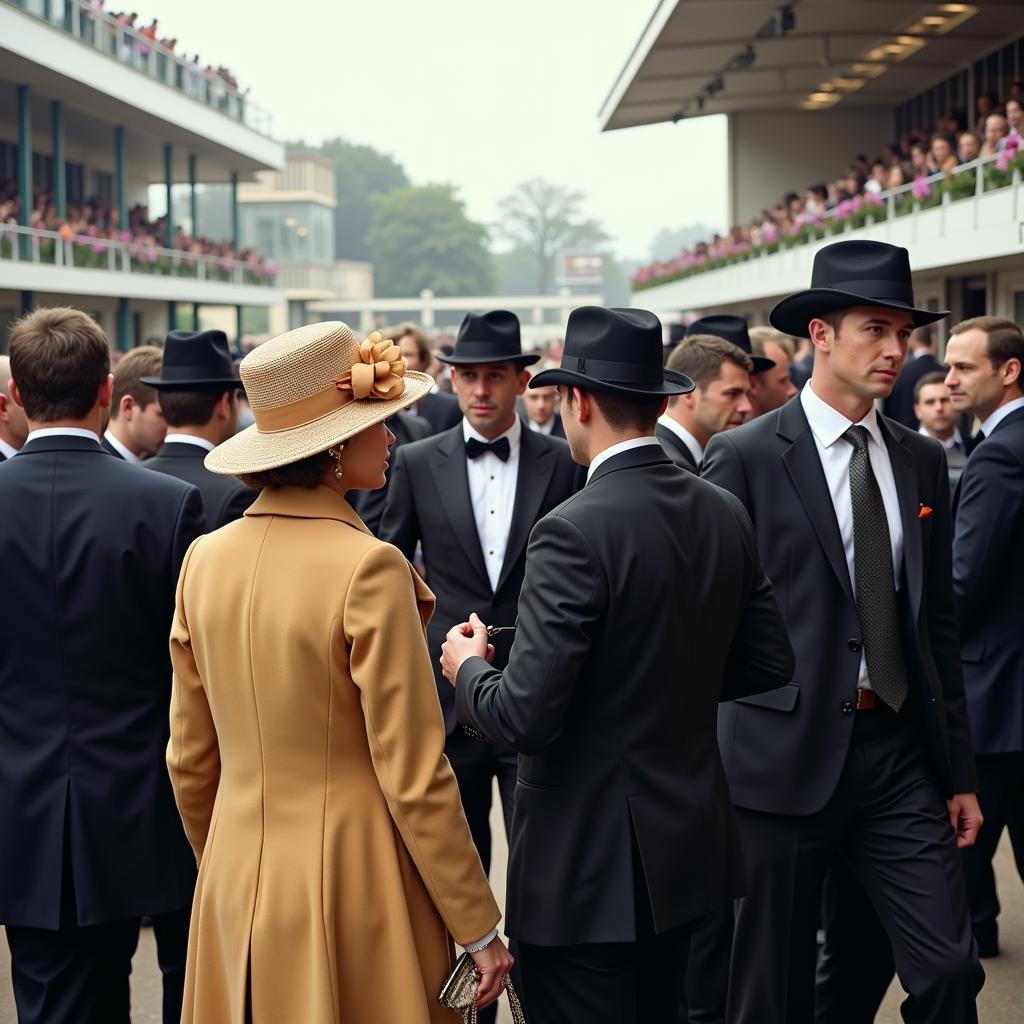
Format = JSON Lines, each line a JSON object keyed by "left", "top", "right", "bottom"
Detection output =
{"left": 466, "top": 436, "right": 511, "bottom": 462}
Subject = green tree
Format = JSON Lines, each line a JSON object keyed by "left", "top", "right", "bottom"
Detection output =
{"left": 493, "top": 179, "right": 609, "bottom": 294}
{"left": 366, "top": 184, "right": 495, "bottom": 298}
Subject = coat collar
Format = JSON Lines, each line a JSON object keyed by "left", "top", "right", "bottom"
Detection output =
{"left": 244, "top": 484, "right": 372, "bottom": 535}
{"left": 18, "top": 434, "right": 104, "bottom": 455}
{"left": 588, "top": 441, "right": 671, "bottom": 485}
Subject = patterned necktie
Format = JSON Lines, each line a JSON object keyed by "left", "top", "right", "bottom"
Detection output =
{"left": 466, "top": 436, "right": 511, "bottom": 462}
{"left": 843, "top": 426, "right": 909, "bottom": 712}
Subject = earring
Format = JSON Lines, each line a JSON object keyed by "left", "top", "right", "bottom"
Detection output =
{"left": 327, "top": 445, "right": 344, "bottom": 480}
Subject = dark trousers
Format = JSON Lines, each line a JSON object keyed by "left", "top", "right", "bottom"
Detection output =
{"left": 683, "top": 906, "right": 733, "bottom": 1024}
{"left": 149, "top": 907, "right": 192, "bottom": 1024}
{"left": 446, "top": 728, "right": 517, "bottom": 1024}
{"left": 727, "top": 707, "right": 983, "bottom": 1024}
{"left": 961, "top": 751, "right": 1024, "bottom": 951}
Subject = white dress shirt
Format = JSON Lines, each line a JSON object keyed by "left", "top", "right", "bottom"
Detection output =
{"left": 103, "top": 429, "right": 140, "bottom": 463}
{"left": 528, "top": 417, "right": 555, "bottom": 435}
{"left": 163, "top": 433, "right": 215, "bottom": 452}
{"left": 980, "top": 395, "right": 1024, "bottom": 438}
{"left": 25, "top": 427, "right": 100, "bottom": 444}
{"left": 587, "top": 436, "right": 662, "bottom": 483}
{"left": 657, "top": 414, "right": 704, "bottom": 468}
{"left": 464, "top": 417, "right": 521, "bottom": 592}
{"left": 0, "top": 437, "right": 18, "bottom": 460}
{"left": 800, "top": 384, "right": 904, "bottom": 692}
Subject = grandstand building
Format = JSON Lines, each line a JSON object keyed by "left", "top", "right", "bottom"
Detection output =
{"left": 605, "top": 1, "right": 1024, "bottom": 340}
{"left": 0, "top": 0, "right": 284, "bottom": 350}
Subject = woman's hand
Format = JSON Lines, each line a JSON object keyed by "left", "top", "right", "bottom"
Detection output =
{"left": 469, "top": 935, "right": 515, "bottom": 1009}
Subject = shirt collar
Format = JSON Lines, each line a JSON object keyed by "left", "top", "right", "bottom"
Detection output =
{"left": 801, "top": 382, "right": 884, "bottom": 451}
{"left": 462, "top": 415, "right": 521, "bottom": 454}
{"left": 657, "top": 413, "right": 704, "bottom": 466}
{"left": 103, "top": 429, "right": 140, "bottom": 463}
{"left": 587, "top": 436, "right": 661, "bottom": 483}
{"left": 529, "top": 417, "right": 555, "bottom": 435}
{"left": 980, "top": 395, "right": 1024, "bottom": 438}
{"left": 25, "top": 426, "right": 100, "bottom": 444}
{"left": 0, "top": 437, "right": 18, "bottom": 459}
{"left": 918, "top": 424, "right": 962, "bottom": 449}
{"left": 163, "top": 433, "right": 216, "bottom": 453}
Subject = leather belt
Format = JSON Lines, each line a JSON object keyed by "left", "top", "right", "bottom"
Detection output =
{"left": 855, "top": 687, "right": 877, "bottom": 711}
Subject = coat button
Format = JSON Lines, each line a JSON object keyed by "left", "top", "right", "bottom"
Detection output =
{"left": 841, "top": 700, "right": 855, "bottom": 715}
{"left": 847, "top": 639, "right": 862, "bottom": 653}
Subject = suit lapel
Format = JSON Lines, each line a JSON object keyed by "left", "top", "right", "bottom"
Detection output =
{"left": 881, "top": 419, "right": 923, "bottom": 623}
{"left": 777, "top": 402, "right": 855, "bottom": 604}
{"left": 656, "top": 423, "right": 696, "bottom": 471}
{"left": 495, "top": 427, "right": 556, "bottom": 592}
{"left": 430, "top": 427, "right": 491, "bottom": 590}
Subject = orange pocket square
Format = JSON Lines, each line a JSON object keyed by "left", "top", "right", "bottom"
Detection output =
{"left": 919, "top": 504, "right": 934, "bottom": 520}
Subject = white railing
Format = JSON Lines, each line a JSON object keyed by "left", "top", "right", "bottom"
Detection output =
{"left": 0, "top": 224, "right": 277, "bottom": 286}
{"left": 6, "top": 0, "right": 273, "bottom": 136}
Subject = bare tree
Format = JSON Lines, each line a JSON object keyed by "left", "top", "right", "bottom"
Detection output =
{"left": 493, "top": 179, "right": 609, "bottom": 294}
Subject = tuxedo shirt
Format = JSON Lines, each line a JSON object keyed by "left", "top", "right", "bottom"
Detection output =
{"left": 657, "top": 414, "right": 704, "bottom": 469}
{"left": 103, "top": 429, "right": 139, "bottom": 462}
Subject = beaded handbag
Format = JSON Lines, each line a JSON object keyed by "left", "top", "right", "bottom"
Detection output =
{"left": 439, "top": 952, "right": 526, "bottom": 1023}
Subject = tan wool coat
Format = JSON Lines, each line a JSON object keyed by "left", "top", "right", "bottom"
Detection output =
{"left": 167, "top": 484, "right": 500, "bottom": 1024}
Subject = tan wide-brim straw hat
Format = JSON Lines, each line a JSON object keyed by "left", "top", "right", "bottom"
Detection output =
{"left": 205, "top": 321, "right": 433, "bottom": 476}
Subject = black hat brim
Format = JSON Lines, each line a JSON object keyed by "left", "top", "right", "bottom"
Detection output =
{"left": 436, "top": 353, "right": 540, "bottom": 367}
{"left": 770, "top": 289, "right": 950, "bottom": 339}
{"left": 530, "top": 366, "right": 694, "bottom": 396}
{"left": 140, "top": 376, "right": 243, "bottom": 390}
{"left": 751, "top": 356, "right": 776, "bottom": 373}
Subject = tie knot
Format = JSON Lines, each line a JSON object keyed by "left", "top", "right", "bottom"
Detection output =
{"left": 843, "top": 425, "right": 870, "bottom": 454}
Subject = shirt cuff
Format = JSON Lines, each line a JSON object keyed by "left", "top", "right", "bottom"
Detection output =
{"left": 462, "top": 928, "right": 498, "bottom": 953}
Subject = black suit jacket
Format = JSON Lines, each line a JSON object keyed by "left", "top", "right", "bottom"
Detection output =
{"left": 455, "top": 445, "right": 794, "bottom": 944}
{"left": 379, "top": 423, "right": 583, "bottom": 733}
{"left": 417, "top": 390, "right": 463, "bottom": 434}
{"left": 703, "top": 397, "right": 976, "bottom": 816}
{"left": 101, "top": 434, "right": 124, "bottom": 459}
{"left": 655, "top": 421, "right": 698, "bottom": 473}
{"left": 0, "top": 435, "right": 205, "bottom": 928}
{"left": 349, "top": 411, "right": 432, "bottom": 536}
{"left": 145, "top": 440, "right": 256, "bottom": 530}
{"left": 883, "top": 352, "right": 943, "bottom": 429}
{"left": 953, "top": 405, "right": 1024, "bottom": 754}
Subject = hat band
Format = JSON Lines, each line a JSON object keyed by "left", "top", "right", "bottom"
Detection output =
{"left": 455, "top": 340, "right": 522, "bottom": 357}
{"left": 252, "top": 382, "right": 355, "bottom": 433}
{"left": 818, "top": 279, "right": 914, "bottom": 303}
{"left": 561, "top": 355, "right": 663, "bottom": 385}
{"left": 157, "top": 365, "right": 235, "bottom": 379}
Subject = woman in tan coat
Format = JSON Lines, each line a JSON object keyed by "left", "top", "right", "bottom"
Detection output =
{"left": 167, "top": 321, "right": 512, "bottom": 1023}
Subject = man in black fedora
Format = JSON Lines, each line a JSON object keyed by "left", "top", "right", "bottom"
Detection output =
{"left": 380, "top": 310, "right": 581, "bottom": 1020}
{"left": 702, "top": 240, "right": 984, "bottom": 1023}
{"left": 142, "top": 329, "right": 256, "bottom": 531}
{"left": 440, "top": 306, "right": 794, "bottom": 1024}
{"left": 686, "top": 314, "right": 776, "bottom": 374}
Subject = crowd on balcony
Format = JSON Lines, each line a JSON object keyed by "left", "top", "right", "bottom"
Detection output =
{"left": 0, "top": 176, "right": 274, "bottom": 279}
{"left": 633, "top": 83, "right": 1024, "bottom": 289}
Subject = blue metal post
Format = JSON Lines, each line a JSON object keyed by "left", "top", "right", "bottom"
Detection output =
{"left": 16, "top": 86, "right": 31, "bottom": 258}
{"left": 115, "top": 126, "right": 127, "bottom": 227}
{"left": 117, "top": 298, "right": 130, "bottom": 352}
{"left": 163, "top": 143, "right": 174, "bottom": 246}
{"left": 51, "top": 101, "right": 65, "bottom": 218}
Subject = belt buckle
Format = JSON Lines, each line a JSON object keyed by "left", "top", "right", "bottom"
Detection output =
{"left": 855, "top": 688, "right": 876, "bottom": 711}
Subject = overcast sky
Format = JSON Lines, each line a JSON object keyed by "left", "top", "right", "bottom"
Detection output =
{"left": 144, "top": 0, "right": 727, "bottom": 260}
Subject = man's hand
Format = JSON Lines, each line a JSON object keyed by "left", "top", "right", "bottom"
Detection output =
{"left": 440, "top": 612, "right": 494, "bottom": 686}
{"left": 947, "top": 792, "right": 983, "bottom": 848}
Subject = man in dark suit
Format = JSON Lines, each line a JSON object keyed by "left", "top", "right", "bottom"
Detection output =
{"left": 521, "top": 376, "right": 565, "bottom": 437}
{"left": 390, "top": 321, "right": 463, "bottom": 433}
{"left": 883, "top": 325, "right": 942, "bottom": 428}
{"left": 101, "top": 345, "right": 166, "bottom": 462}
{"left": 0, "top": 354, "right": 29, "bottom": 460}
{"left": 656, "top": 333, "right": 753, "bottom": 473}
{"left": 946, "top": 316, "right": 1024, "bottom": 958}
{"left": 914, "top": 370, "right": 977, "bottom": 494}
{"left": 441, "top": 306, "right": 794, "bottom": 1024}
{"left": 142, "top": 329, "right": 256, "bottom": 530}
{"left": 381, "top": 311, "right": 581, "bottom": 1022}
{"left": 348, "top": 409, "right": 431, "bottom": 535}
{"left": 703, "top": 240, "right": 984, "bottom": 1024}
{"left": 0, "top": 308, "right": 205, "bottom": 1024}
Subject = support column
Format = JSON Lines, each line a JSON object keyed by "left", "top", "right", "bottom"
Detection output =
{"left": 16, "top": 86, "right": 32, "bottom": 259}
{"left": 20, "top": 291, "right": 34, "bottom": 316}
{"left": 114, "top": 126, "right": 127, "bottom": 227}
{"left": 117, "top": 298, "right": 130, "bottom": 352}
{"left": 235, "top": 305, "right": 243, "bottom": 350}
{"left": 230, "top": 170, "right": 239, "bottom": 250}
{"left": 168, "top": 301, "right": 177, "bottom": 332}
{"left": 189, "top": 154, "right": 198, "bottom": 237}
{"left": 51, "top": 101, "right": 65, "bottom": 218}
{"left": 163, "top": 143, "right": 174, "bottom": 247}
{"left": 193, "top": 302, "right": 201, "bottom": 329}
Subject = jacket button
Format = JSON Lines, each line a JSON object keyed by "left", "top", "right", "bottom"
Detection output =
{"left": 848, "top": 639, "right": 862, "bottom": 653}
{"left": 841, "top": 701, "right": 855, "bottom": 715}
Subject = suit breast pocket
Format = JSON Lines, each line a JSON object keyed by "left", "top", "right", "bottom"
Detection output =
{"left": 734, "top": 682, "right": 800, "bottom": 712}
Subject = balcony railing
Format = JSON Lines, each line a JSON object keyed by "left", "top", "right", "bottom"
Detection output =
{"left": 6, "top": 0, "right": 273, "bottom": 136}
{"left": 633, "top": 145, "right": 1024, "bottom": 292}
{"left": 0, "top": 224, "right": 278, "bottom": 286}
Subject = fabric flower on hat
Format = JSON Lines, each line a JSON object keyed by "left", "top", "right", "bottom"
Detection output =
{"left": 334, "top": 332, "right": 407, "bottom": 400}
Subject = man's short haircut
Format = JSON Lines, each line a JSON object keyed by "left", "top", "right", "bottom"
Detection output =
{"left": 8, "top": 307, "right": 110, "bottom": 421}
{"left": 240, "top": 449, "right": 331, "bottom": 490}
{"left": 110, "top": 345, "right": 163, "bottom": 420}
{"left": 386, "top": 322, "right": 431, "bottom": 365}
{"left": 749, "top": 325, "right": 796, "bottom": 361}
{"left": 667, "top": 335, "right": 753, "bottom": 391}
{"left": 950, "top": 316, "right": 1024, "bottom": 379}
{"left": 563, "top": 387, "right": 663, "bottom": 433}
{"left": 158, "top": 388, "right": 231, "bottom": 428}
{"left": 913, "top": 371, "right": 949, "bottom": 403}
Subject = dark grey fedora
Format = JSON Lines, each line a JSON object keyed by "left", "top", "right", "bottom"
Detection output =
{"left": 141, "top": 329, "right": 240, "bottom": 390}
{"left": 686, "top": 315, "right": 774, "bottom": 373}
{"left": 437, "top": 310, "right": 539, "bottom": 367}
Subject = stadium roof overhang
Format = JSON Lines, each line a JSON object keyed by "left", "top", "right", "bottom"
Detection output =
{"left": 600, "top": 1, "right": 1024, "bottom": 131}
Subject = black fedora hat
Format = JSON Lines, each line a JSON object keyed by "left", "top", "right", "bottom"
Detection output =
{"left": 531, "top": 307, "right": 694, "bottom": 397}
{"left": 437, "top": 310, "right": 539, "bottom": 367}
{"left": 770, "top": 240, "right": 949, "bottom": 338}
{"left": 685, "top": 314, "right": 774, "bottom": 373}
{"left": 141, "top": 329, "right": 240, "bottom": 390}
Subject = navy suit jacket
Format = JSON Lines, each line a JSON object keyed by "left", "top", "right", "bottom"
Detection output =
{"left": 0, "top": 435, "right": 205, "bottom": 927}
{"left": 953, "top": 404, "right": 1024, "bottom": 754}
